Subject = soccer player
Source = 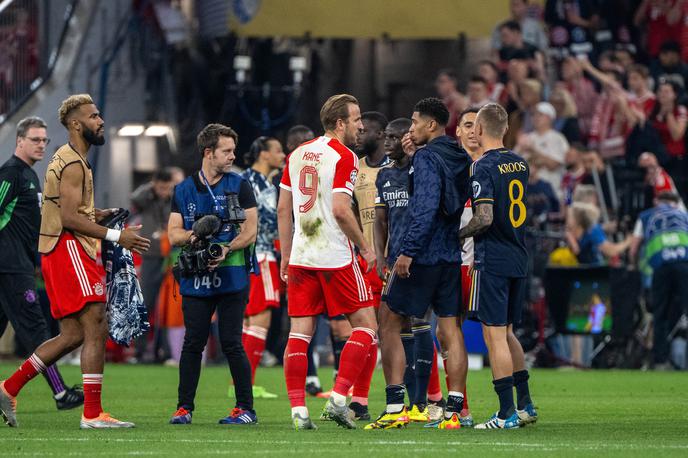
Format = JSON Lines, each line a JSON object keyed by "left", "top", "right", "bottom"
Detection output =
{"left": 0, "top": 117, "right": 83, "bottom": 412}
{"left": 241, "top": 136, "right": 285, "bottom": 399}
{"left": 277, "top": 126, "right": 325, "bottom": 398}
{"left": 424, "top": 108, "right": 483, "bottom": 428}
{"left": 278, "top": 94, "right": 378, "bottom": 430}
{"left": 0, "top": 94, "right": 151, "bottom": 429}
{"left": 459, "top": 103, "right": 537, "bottom": 429}
{"left": 375, "top": 117, "right": 440, "bottom": 425}
{"left": 453, "top": 107, "right": 485, "bottom": 425}
{"left": 374, "top": 117, "right": 433, "bottom": 426}
{"left": 325, "top": 110, "right": 388, "bottom": 420}
{"left": 368, "top": 98, "right": 471, "bottom": 430}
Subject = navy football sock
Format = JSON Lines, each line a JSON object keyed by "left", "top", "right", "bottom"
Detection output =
{"left": 401, "top": 331, "right": 415, "bottom": 405}
{"left": 411, "top": 321, "right": 433, "bottom": 408}
{"left": 493, "top": 376, "right": 515, "bottom": 420}
{"left": 330, "top": 331, "right": 347, "bottom": 374}
{"left": 513, "top": 370, "right": 532, "bottom": 410}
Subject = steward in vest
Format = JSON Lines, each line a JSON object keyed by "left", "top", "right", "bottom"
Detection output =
{"left": 630, "top": 191, "right": 688, "bottom": 369}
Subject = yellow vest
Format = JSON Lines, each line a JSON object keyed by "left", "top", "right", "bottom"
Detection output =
{"left": 353, "top": 156, "right": 391, "bottom": 248}
{"left": 39, "top": 144, "right": 97, "bottom": 259}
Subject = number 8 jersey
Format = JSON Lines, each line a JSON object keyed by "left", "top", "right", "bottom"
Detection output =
{"left": 280, "top": 136, "right": 359, "bottom": 269}
{"left": 470, "top": 148, "right": 530, "bottom": 278}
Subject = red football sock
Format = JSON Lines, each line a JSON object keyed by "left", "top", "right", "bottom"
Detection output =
{"left": 427, "top": 348, "right": 443, "bottom": 402}
{"left": 284, "top": 333, "right": 310, "bottom": 408}
{"left": 333, "top": 328, "right": 375, "bottom": 397}
{"left": 463, "top": 389, "right": 470, "bottom": 412}
{"left": 351, "top": 339, "right": 377, "bottom": 405}
{"left": 3, "top": 353, "right": 46, "bottom": 397}
{"left": 83, "top": 374, "right": 103, "bottom": 419}
{"left": 242, "top": 326, "right": 268, "bottom": 383}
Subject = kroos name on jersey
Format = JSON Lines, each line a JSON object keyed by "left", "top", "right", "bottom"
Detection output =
{"left": 497, "top": 161, "right": 527, "bottom": 175}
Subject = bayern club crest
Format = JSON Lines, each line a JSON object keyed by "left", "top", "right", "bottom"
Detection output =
{"left": 93, "top": 282, "right": 104, "bottom": 296}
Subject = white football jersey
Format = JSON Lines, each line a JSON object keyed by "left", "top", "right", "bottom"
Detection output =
{"left": 280, "top": 136, "right": 359, "bottom": 269}
{"left": 461, "top": 199, "right": 474, "bottom": 266}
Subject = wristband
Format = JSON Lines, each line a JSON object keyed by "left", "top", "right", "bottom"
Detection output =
{"left": 105, "top": 228, "right": 121, "bottom": 242}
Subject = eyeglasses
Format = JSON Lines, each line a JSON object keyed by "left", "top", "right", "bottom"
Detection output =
{"left": 25, "top": 137, "right": 50, "bottom": 145}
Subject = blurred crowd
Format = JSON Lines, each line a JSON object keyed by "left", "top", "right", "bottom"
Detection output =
{"left": 2, "top": 0, "right": 688, "bottom": 371}
{"left": 0, "top": 1, "right": 39, "bottom": 116}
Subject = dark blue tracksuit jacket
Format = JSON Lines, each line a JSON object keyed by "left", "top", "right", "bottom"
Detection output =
{"left": 400, "top": 135, "right": 471, "bottom": 265}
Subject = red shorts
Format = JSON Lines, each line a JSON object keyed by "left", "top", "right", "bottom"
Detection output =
{"left": 358, "top": 256, "right": 382, "bottom": 307}
{"left": 461, "top": 265, "right": 472, "bottom": 312}
{"left": 287, "top": 261, "right": 373, "bottom": 318}
{"left": 245, "top": 258, "right": 281, "bottom": 317}
{"left": 42, "top": 232, "right": 106, "bottom": 320}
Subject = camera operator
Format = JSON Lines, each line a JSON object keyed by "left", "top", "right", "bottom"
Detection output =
{"left": 167, "top": 124, "right": 258, "bottom": 425}
{"left": 629, "top": 192, "right": 688, "bottom": 370}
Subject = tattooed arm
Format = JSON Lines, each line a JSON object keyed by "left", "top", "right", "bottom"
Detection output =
{"left": 459, "top": 203, "right": 493, "bottom": 241}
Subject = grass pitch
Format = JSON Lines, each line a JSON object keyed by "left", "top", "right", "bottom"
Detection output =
{"left": 1, "top": 363, "right": 687, "bottom": 457}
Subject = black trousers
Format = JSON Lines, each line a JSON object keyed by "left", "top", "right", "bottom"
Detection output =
{"left": 651, "top": 262, "right": 688, "bottom": 364}
{"left": 177, "top": 289, "right": 253, "bottom": 411}
{"left": 0, "top": 273, "right": 51, "bottom": 354}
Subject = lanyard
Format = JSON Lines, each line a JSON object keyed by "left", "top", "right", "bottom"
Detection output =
{"left": 200, "top": 170, "right": 223, "bottom": 214}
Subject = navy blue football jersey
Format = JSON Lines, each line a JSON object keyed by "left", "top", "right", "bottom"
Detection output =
{"left": 471, "top": 148, "right": 529, "bottom": 278}
{"left": 375, "top": 164, "right": 410, "bottom": 265}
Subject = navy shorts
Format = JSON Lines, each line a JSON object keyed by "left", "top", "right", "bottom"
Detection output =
{"left": 383, "top": 263, "right": 461, "bottom": 319}
{"left": 467, "top": 270, "right": 526, "bottom": 326}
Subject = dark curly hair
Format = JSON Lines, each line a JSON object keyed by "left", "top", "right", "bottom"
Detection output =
{"left": 413, "top": 97, "right": 450, "bottom": 126}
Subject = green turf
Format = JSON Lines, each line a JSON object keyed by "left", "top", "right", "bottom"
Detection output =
{"left": 1, "top": 363, "right": 687, "bottom": 457}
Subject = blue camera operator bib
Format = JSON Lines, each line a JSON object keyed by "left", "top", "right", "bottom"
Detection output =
{"left": 174, "top": 172, "right": 252, "bottom": 297}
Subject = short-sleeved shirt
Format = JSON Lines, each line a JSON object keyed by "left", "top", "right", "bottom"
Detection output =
{"left": 0, "top": 155, "right": 41, "bottom": 274}
{"left": 280, "top": 136, "right": 358, "bottom": 269}
{"left": 577, "top": 224, "right": 606, "bottom": 265}
{"left": 471, "top": 148, "right": 529, "bottom": 278}
{"left": 241, "top": 168, "right": 278, "bottom": 259}
{"left": 375, "top": 164, "right": 410, "bottom": 265}
{"left": 354, "top": 156, "right": 391, "bottom": 250}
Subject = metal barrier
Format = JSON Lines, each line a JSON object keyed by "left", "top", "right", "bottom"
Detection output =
{"left": 0, "top": 0, "right": 77, "bottom": 124}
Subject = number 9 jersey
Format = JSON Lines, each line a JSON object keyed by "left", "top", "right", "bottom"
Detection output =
{"left": 470, "top": 148, "right": 529, "bottom": 278}
{"left": 280, "top": 136, "right": 359, "bottom": 269}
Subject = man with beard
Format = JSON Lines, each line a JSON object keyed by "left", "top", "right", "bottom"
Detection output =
{"left": 278, "top": 94, "right": 377, "bottom": 430}
{"left": 168, "top": 124, "right": 259, "bottom": 426}
{"left": 0, "top": 117, "right": 84, "bottom": 413}
{"left": 1, "top": 94, "right": 151, "bottom": 428}
{"left": 323, "top": 111, "right": 388, "bottom": 421}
